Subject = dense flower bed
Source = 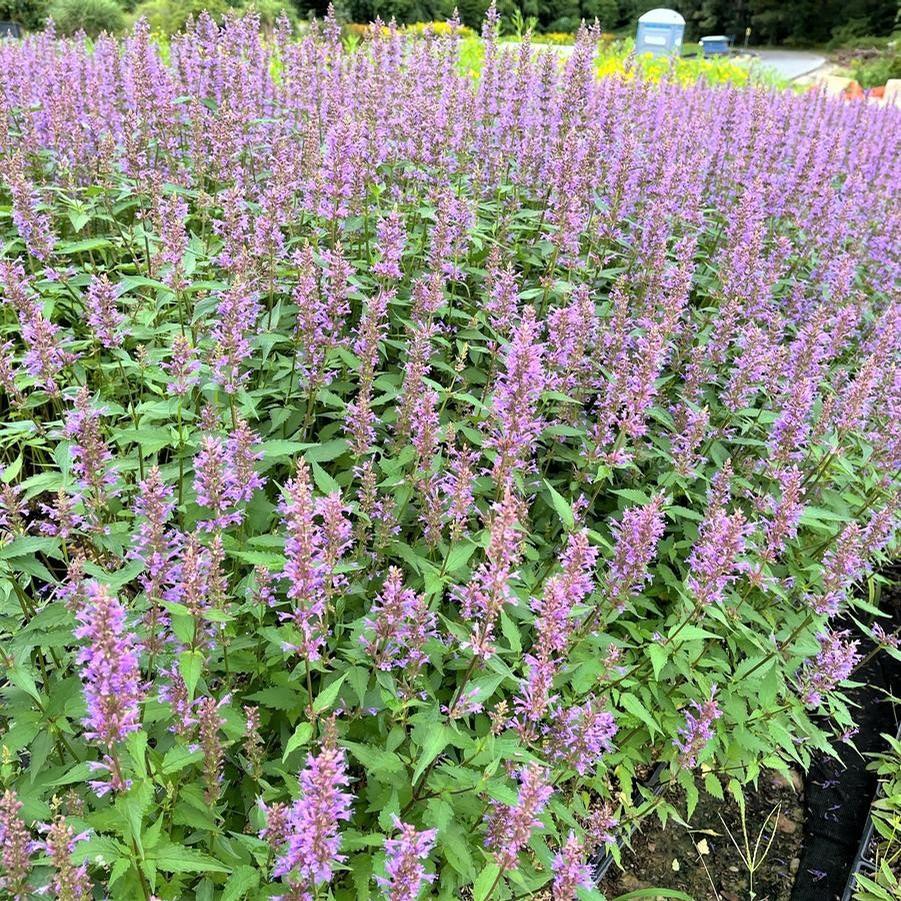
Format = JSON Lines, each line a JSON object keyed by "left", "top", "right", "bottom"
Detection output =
{"left": 0, "top": 9, "right": 899, "bottom": 900}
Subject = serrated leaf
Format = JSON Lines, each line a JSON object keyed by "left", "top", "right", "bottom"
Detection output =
{"left": 442, "top": 541, "right": 478, "bottom": 574}
{"left": 178, "top": 649, "right": 203, "bottom": 701}
{"left": 344, "top": 741, "right": 406, "bottom": 775}
{"left": 619, "top": 693, "right": 659, "bottom": 737}
{"left": 262, "top": 440, "right": 310, "bottom": 458}
{"left": 0, "top": 537, "right": 59, "bottom": 560}
{"left": 246, "top": 685, "right": 303, "bottom": 710}
{"left": 304, "top": 438, "right": 349, "bottom": 463}
{"left": 161, "top": 745, "right": 204, "bottom": 775}
{"left": 473, "top": 863, "right": 501, "bottom": 901}
{"left": 148, "top": 842, "right": 229, "bottom": 874}
{"left": 313, "top": 672, "right": 348, "bottom": 713}
{"left": 283, "top": 722, "right": 313, "bottom": 761}
{"left": 221, "top": 865, "right": 259, "bottom": 901}
{"left": 543, "top": 479, "right": 575, "bottom": 529}
{"left": 648, "top": 644, "right": 667, "bottom": 680}
{"left": 412, "top": 725, "right": 453, "bottom": 784}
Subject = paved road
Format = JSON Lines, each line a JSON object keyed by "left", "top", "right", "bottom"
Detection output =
{"left": 751, "top": 49, "right": 826, "bottom": 80}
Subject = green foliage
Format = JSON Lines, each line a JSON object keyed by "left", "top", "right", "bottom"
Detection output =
{"left": 129, "top": 0, "right": 297, "bottom": 34}
{"left": 247, "top": 0, "right": 299, "bottom": 28}
{"left": 47, "top": 0, "right": 124, "bottom": 34}
{"left": 130, "top": 0, "right": 229, "bottom": 32}
{"left": 0, "top": 0, "right": 49, "bottom": 29}
{"left": 852, "top": 46, "right": 901, "bottom": 87}
{"left": 581, "top": 0, "right": 621, "bottom": 29}
{"left": 618, "top": 0, "right": 897, "bottom": 45}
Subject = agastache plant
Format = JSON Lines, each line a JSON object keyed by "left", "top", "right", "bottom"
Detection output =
{"left": 377, "top": 817, "right": 438, "bottom": 901}
{"left": 0, "top": 790, "right": 34, "bottom": 900}
{"left": 74, "top": 581, "right": 144, "bottom": 754}
{"left": 0, "top": 11, "right": 897, "bottom": 898}
{"left": 484, "top": 762, "right": 553, "bottom": 875}
{"left": 272, "top": 722, "right": 354, "bottom": 894}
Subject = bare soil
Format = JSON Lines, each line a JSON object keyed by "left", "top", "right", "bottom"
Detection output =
{"left": 600, "top": 770, "right": 806, "bottom": 901}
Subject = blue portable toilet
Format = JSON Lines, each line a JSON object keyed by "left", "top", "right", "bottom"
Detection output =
{"left": 700, "top": 35, "right": 730, "bottom": 56}
{"left": 635, "top": 8, "right": 686, "bottom": 57}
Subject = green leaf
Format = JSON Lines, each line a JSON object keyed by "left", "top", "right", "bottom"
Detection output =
{"left": 619, "top": 693, "right": 659, "bottom": 737}
{"left": 440, "top": 824, "right": 475, "bottom": 880}
{"left": 2, "top": 455, "right": 23, "bottom": 483}
{"left": 114, "top": 427, "right": 173, "bottom": 455}
{"left": 126, "top": 731, "right": 148, "bottom": 779}
{"left": 704, "top": 772, "right": 724, "bottom": 800}
{"left": 648, "top": 644, "right": 667, "bottom": 680}
{"left": 543, "top": 480, "right": 575, "bottom": 529}
{"left": 0, "top": 537, "right": 59, "bottom": 560}
{"left": 343, "top": 741, "right": 406, "bottom": 775}
{"left": 412, "top": 725, "right": 453, "bottom": 784}
{"left": 672, "top": 624, "right": 719, "bottom": 643}
{"left": 261, "top": 440, "right": 310, "bottom": 459}
{"left": 442, "top": 541, "right": 478, "bottom": 575}
{"left": 161, "top": 745, "right": 204, "bottom": 775}
{"left": 116, "top": 785, "right": 151, "bottom": 858}
{"left": 473, "top": 863, "right": 501, "bottom": 901}
{"left": 310, "top": 461, "right": 340, "bottom": 494}
{"left": 612, "top": 488, "right": 651, "bottom": 505}
{"left": 304, "top": 438, "right": 349, "bottom": 463}
{"left": 499, "top": 611, "right": 522, "bottom": 654}
{"left": 282, "top": 722, "right": 314, "bottom": 761}
{"left": 178, "top": 649, "right": 203, "bottom": 701}
{"left": 6, "top": 665, "right": 42, "bottom": 702}
{"left": 246, "top": 685, "right": 303, "bottom": 710}
{"left": 666, "top": 504, "right": 703, "bottom": 521}
{"left": 148, "top": 843, "right": 229, "bottom": 874}
{"left": 221, "top": 865, "right": 260, "bottom": 901}
{"left": 679, "top": 768, "right": 699, "bottom": 819}
{"left": 313, "top": 672, "right": 348, "bottom": 713}
{"left": 56, "top": 237, "right": 113, "bottom": 254}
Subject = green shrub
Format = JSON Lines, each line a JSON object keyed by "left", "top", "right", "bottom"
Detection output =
{"left": 581, "top": 0, "right": 620, "bottom": 29}
{"left": 130, "top": 0, "right": 229, "bottom": 33}
{"left": 827, "top": 16, "right": 874, "bottom": 48}
{"left": 0, "top": 0, "right": 50, "bottom": 30}
{"left": 245, "top": 0, "right": 298, "bottom": 29}
{"left": 47, "top": 0, "right": 125, "bottom": 35}
{"left": 853, "top": 733, "right": 901, "bottom": 900}
{"left": 128, "top": 0, "right": 299, "bottom": 34}
{"left": 852, "top": 48, "right": 901, "bottom": 87}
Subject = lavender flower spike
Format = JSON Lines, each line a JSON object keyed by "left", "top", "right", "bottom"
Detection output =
{"left": 74, "top": 580, "right": 144, "bottom": 749}
{"left": 0, "top": 790, "right": 34, "bottom": 900}
{"left": 552, "top": 832, "right": 592, "bottom": 900}
{"left": 673, "top": 686, "right": 722, "bottom": 769}
{"left": 376, "top": 816, "right": 438, "bottom": 901}
{"left": 274, "top": 725, "right": 354, "bottom": 892}
{"left": 484, "top": 762, "right": 553, "bottom": 872}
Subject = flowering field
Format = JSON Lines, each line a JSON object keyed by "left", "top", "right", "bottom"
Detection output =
{"left": 0, "top": 8, "right": 899, "bottom": 901}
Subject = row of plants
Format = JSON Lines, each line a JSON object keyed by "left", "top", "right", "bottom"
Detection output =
{"left": 0, "top": 8, "right": 898, "bottom": 900}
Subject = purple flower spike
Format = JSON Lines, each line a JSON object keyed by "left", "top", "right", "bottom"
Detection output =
{"left": 74, "top": 580, "right": 144, "bottom": 750}
{"left": 377, "top": 816, "right": 437, "bottom": 901}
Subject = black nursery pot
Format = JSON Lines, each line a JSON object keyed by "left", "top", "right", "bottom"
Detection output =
{"left": 792, "top": 576, "right": 901, "bottom": 901}
{"left": 839, "top": 721, "right": 901, "bottom": 901}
